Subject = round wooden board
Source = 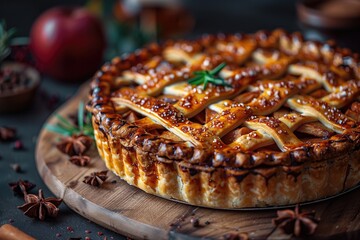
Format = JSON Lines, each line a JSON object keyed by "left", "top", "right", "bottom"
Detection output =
{"left": 36, "top": 84, "right": 360, "bottom": 240}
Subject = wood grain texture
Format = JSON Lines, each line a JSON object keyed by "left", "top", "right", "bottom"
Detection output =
{"left": 35, "top": 84, "right": 360, "bottom": 240}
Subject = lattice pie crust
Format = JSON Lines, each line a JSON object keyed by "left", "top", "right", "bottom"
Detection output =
{"left": 88, "top": 29, "right": 360, "bottom": 208}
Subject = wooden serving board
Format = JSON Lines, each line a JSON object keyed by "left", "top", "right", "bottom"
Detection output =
{"left": 36, "top": 85, "right": 360, "bottom": 240}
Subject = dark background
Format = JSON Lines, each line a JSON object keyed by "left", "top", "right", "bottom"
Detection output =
{"left": 0, "top": 0, "right": 299, "bottom": 36}
{"left": 0, "top": 0, "right": 355, "bottom": 239}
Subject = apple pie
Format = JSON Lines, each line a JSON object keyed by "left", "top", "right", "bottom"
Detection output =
{"left": 88, "top": 29, "right": 360, "bottom": 208}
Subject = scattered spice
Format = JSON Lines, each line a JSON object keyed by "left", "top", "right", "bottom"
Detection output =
{"left": 67, "top": 180, "right": 79, "bottom": 188}
{"left": 111, "top": 180, "right": 117, "bottom": 184}
{"left": 170, "top": 208, "right": 198, "bottom": 230}
{"left": 10, "top": 40, "right": 33, "bottom": 64}
{"left": 8, "top": 179, "right": 36, "bottom": 195}
{"left": 85, "top": 230, "right": 91, "bottom": 234}
{"left": 83, "top": 171, "right": 108, "bottom": 187}
{"left": 0, "top": 126, "right": 16, "bottom": 141}
{"left": 13, "top": 140, "right": 24, "bottom": 150}
{"left": 10, "top": 163, "right": 21, "bottom": 173}
{"left": 69, "top": 155, "right": 91, "bottom": 166}
{"left": 67, "top": 226, "right": 74, "bottom": 232}
{"left": 85, "top": 237, "right": 91, "bottom": 240}
{"left": 190, "top": 217, "right": 200, "bottom": 227}
{"left": 68, "top": 238, "right": 81, "bottom": 240}
{"left": 8, "top": 218, "right": 14, "bottom": 223}
{"left": 56, "top": 233, "right": 62, "bottom": 238}
{"left": 97, "top": 231, "right": 104, "bottom": 236}
{"left": 0, "top": 68, "right": 31, "bottom": 95}
{"left": 56, "top": 134, "right": 92, "bottom": 156}
{"left": 17, "top": 189, "right": 63, "bottom": 220}
{"left": 169, "top": 223, "right": 181, "bottom": 229}
{"left": 272, "top": 204, "right": 319, "bottom": 237}
{"left": 39, "top": 89, "right": 61, "bottom": 110}
{"left": 223, "top": 232, "right": 249, "bottom": 240}
{"left": 205, "top": 220, "right": 210, "bottom": 225}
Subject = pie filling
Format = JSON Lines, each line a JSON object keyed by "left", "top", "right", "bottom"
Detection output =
{"left": 88, "top": 29, "right": 360, "bottom": 208}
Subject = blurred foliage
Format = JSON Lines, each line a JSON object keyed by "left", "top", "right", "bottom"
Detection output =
{"left": 87, "top": 0, "right": 150, "bottom": 60}
{"left": 104, "top": 17, "right": 150, "bottom": 60}
{"left": 0, "top": 20, "right": 16, "bottom": 62}
{"left": 87, "top": 0, "right": 194, "bottom": 60}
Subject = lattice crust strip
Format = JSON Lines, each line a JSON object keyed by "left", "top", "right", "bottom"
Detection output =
{"left": 110, "top": 38, "right": 360, "bottom": 154}
{"left": 320, "top": 80, "right": 360, "bottom": 108}
{"left": 287, "top": 96, "right": 356, "bottom": 133}
{"left": 211, "top": 104, "right": 318, "bottom": 151}
{"left": 212, "top": 104, "right": 317, "bottom": 151}
{"left": 244, "top": 117, "right": 302, "bottom": 151}
{"left": 112, "top": 88, "right": 219, "bottom": 148}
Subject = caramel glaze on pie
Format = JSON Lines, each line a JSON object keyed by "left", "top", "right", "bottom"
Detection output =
{"left": 88, "top": 29, "right": 360, "bottom": 208}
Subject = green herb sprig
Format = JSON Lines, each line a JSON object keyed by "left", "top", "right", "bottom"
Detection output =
{"left": 0, "top": 20, "right": 16, "bottom": 61}
{"left": 187, "top": 62, "right": 232, "bottom": 90}
{"left": 46, "top": 102, "right": 94, "bottom": 138}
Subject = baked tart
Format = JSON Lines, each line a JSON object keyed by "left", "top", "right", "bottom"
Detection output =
{"left": 88, "top": 29, "right": 360, "bottom": 208}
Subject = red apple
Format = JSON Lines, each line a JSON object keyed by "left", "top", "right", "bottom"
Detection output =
{"left": 30, "top": 7, "right": 106, "bottom": 82}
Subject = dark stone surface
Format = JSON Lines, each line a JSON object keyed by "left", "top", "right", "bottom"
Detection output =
{"left": 0, "top": 78, "right": 123, "bottom": 239}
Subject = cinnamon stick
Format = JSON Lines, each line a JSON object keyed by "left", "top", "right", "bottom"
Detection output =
{"left": 0, "top": 224, "right": 35, "bottom": 240}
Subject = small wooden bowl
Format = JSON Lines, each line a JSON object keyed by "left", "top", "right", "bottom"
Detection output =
{"left": 0, "top": 62, "right": 40, "bottom": 113}
{"left": 297, "top": 0, "right": 360, "bottom": 29}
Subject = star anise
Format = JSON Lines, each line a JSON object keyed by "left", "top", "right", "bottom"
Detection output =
{"left": 0, "top": 126, "right": 16, "bottom": 141}
{"left": 69, "top": 155, "right": 91, "bottom": 166}
{"left": 83, "top": 171, "right": 108, "bottom": 187}
{"left": 56, "top": 134, "right": 92, "bottom": 156}
{"left": 8, "top": 179, "right": 36, "bottom": 195}
{"left": 272, "top": 205, "right": 319, "bottom": 237}
{"left": 17, "top": 189, "right": 62, "bottom": 220}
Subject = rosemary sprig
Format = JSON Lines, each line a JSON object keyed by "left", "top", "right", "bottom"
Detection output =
{"left": 46, "top": 101, "right": 94, "bottom": 138}
{"left": 187, "top": 62, "right": 232, "bottom": 89}
{"left": 0, "top": 20, "right": 16, "bottom": 61}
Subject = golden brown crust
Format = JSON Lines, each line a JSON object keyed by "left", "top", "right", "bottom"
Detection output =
{"left": 88, "top": 29, "right": 360, "bottom": 208}
{"left": 93, "top": 119, "right": 360, "bottom": 208}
